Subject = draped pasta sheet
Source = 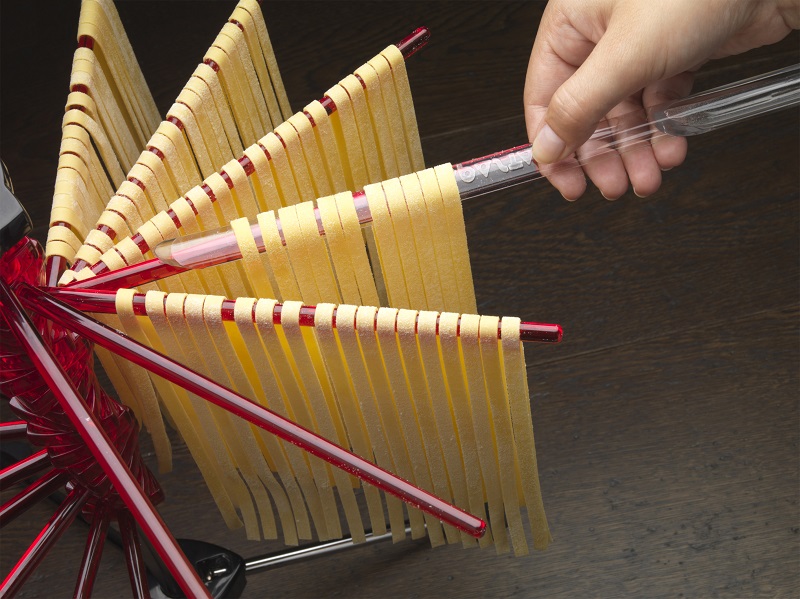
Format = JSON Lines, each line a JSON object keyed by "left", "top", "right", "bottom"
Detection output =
{"left": 116, "top": 290, "right": 550, "bottom": 554}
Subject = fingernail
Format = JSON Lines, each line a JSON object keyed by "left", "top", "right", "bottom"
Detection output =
{"left": 633, "top": 188, "right": 646, "bottom": 198}
{"left": 600, "top": 192, "right": 619, "bottom": 201}
{"left": 532, "top": 124, "right": 566, "bottom": 164}
{"left": 660, "top": 167, "right": 672, "bottom": 172}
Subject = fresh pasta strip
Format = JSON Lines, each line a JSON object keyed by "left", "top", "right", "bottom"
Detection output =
{"left": 224, "top": 159, "right": 260, "bottom": 221}
{"left": 368, "top": 54, "right": 412, "bottom": 175}
{"left": 500, "top": 317, "right": 552, "bottom": 551}
{"left": 416, "top": 311, "right": 473, "bottom": 545}
{"left": 317, "top": 195, "right": 361, "bottom": 305}
{"left": 335, "top": 192, "right": 381, "bottom": 306}
{"left": 287, "top": 113, "right": 330, "bottom": 198}
{"left": 251, "top": 299, "right": 330, "bottom": 540}
{"left": 189, "top": 295, "right": 278, "bottom": 539}
{"left": 312, "top": 304, "right": 387, "bottom": 537}
{"left": 438, "top": 312, "right": 489, "bottom": 548}
{"left": 337, "top": 305, "right": 407, "bottom": 541}
{"left": 375, "top": 308, "right": 445, "bottom": 546}
{"left": 232, "top": 298, "right": 312, "bottom": 540}
{"left": 354, "top": 63, "right": 398, "bottom": 180}
{"left": 364, "top": 182, "right": 409, "bottom": 308}
{"left": 304, "top": 101, "right": 346, "bottom": 193}
{"left": 399, "top": 173, "right": 444, "bottom": 309}
{"left": 379, "top": 45, "right": 425, "bottom": 171}
{"left": 280, "top": 302, "right": 364, "bottom": 542}
{"left": 202, "top": 296, "right": 298, "bottom": 544}
{"left": 220, "top": 22, "right": 272, "bottom": 134}
{"left": 383, "top": 177, "right": 427, "bottom": 308}
{"left": 121, "top": 291, "right": 245, "bottom": 530}
{"left": 168, "top": 101, "right": 215, "bottom": 179}
{"left": 395, "top": 309, "right": 459, "bottom": 545}
{"left": 339, "top": 75, "right": 382, "bottom": 184}
{"left": 232, "top": 217, "right": 276, "bottom": 299}
{"left": 324, "top": 84, "right": 368, "bottom": 190}
{"left": 358, "top": 306, "right": 426, "bottom": 539}
{"left": 275, "top": 122, "right": 315, "bottom": 202}
{"left": 231, "top": 4, "right": 280, "bottom": 124}
{"left": 435, "top": 163, "right": 477, "bottom": 313}
{"left": 263, "top": 132, "right": 300, "bottom": 207}
{"left": 478, "top": 315, "right": 528, "bottom": 555}
{"left": 243, "top": 144, "right": 280, "bottom": 212}
{"left": 458, "top": 314, "right": 509, "bottom": 554}
{"left": 296, "top": 201, "right": 340, "bottom": 302}
{"left": 193, "top": 62, "right": 245, "bottom": 160}
{"left": 278, "top": 205, "right": 321, "bottom": 302}
{"left": 257, "top": 210, "right": 300, "bottom": 300}
{"left": 206, "top": 43, "right": 257, "bottom": 147}
{"left": 238, "top": 0, "right": 292, "bottom": 119}
{"left": 178, "top": 83, "right": 229, "bottom": 172}
{"left": 417, "top": 167, "right": 463, "bottom": 313}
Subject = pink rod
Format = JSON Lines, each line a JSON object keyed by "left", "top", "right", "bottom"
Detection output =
{"left": 47, "top": 287, "right": 563, "bottom": 344}
{"left": 0, "top": 281, "right": 211, "bottom": 599}
{"left": 0, "top": 449, "right": 51, "bottom": 491}
{"left": 73, "top": 506, "right": 110, "bottom": 599}
{"left": 0, "top": 470, "right": 68, "bottom": 528}
{"left": 17, "top": 283, "right": 487, "bottom": 539}
{"left": 119, "top": 509, "right": 151, "bottom": 599}
{"left": 0, "top": 420, "right": 28, "bottom": 442}
{"left": 0, "top": 486, "right": 89, "bottom": 597}
{"left": 70, "top": 26, "right": 430, "bottom": 276}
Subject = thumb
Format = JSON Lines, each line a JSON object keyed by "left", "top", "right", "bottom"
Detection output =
{"left": 531, "top": 26, "right": 657, "bottom": 164}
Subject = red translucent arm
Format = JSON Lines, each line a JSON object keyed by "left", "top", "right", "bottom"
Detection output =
{"left": 1, "top": 486, "right": 90, "bottom": 596}
{"left": 47, "top": 287, "right": 563, "bottom": 344}
{"left": 0, "top": 450, "right": 51, "bottom": 491}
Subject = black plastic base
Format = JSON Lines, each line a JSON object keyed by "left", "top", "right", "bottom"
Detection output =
{"left": 147, "top": 538, "right": 246, "bottom": 599}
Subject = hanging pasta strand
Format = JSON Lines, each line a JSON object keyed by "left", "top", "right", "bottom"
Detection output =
{"left": 107, "top": 287, "right": 549, "bottom": 550}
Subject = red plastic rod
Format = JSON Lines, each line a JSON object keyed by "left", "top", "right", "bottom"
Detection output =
{"left": 0, "top": 470, "right": 68, "bottom": 528}
{"left": 16, "top": 283, "right": 487, "bottom": 539}
{"left": 46, "top": 287, "right": 563, "bottom": 344}
{"left": 0, "top": 280, "right": 211, "bottom": 599}
{"left": 0, "top": 450, "right": 51, "bottom": 491}
{"left": 1, "top": 486, "right": 89, "bottom": 597}
{"left": 0, "top": 420, "right": 29, "bottom": 442}
{"left": 73, "top": 506, "right": 110, "bottom": 599}
{"left": 119, "top": 509, "right": 150, "bottom": 599}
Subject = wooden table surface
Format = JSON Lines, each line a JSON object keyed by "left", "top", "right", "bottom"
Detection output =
{"left": 1, "top": 2, "right": 798, "bottom": 597}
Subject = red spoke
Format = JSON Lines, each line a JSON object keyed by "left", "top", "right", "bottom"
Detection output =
{"left": 0, "top": 470, "right": 68, "bottom": 528}
{"left": 0, "top": 449, "right": 51, "bottom": 491}
{"left": 0, "top": 421, "right": 28, "bottom": 442}
{"left": 0, "top": 280, "right": 211, "bottom": 598}
{"left": 74, "top": 505, "right": 111, "bottom": 599}
{"left": 1, "top": 486, "right": 89, "bottom": 596}
{"left": 119, "top": 509, "right": 152, "bottom": 599}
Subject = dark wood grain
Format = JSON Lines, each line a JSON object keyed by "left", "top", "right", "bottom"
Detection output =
{"left": 1, "top": 2, "right": 798, "bottom": 597}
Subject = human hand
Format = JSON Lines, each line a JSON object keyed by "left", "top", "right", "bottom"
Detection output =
{"left": 524, "top": 0, "right": 797, "bottom": 200}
